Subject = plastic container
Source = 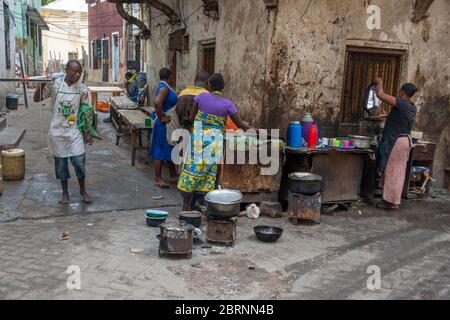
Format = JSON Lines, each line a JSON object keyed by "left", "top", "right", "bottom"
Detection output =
{"left": 146, "top": 210, "right": 169, "bottom": 218}
{"left": 96, "top": 101, "right": 110, "bottom": 113}
{"left": 5, "top": 94, "right": 19, "bottom": 110}
{"left": 1, "top": 149, "right": 25, "bottom": 181}
{"left": 307, "top": 124, "right": 319, "bottom": 149}
{"left": 287, "top": 122, "right": 302, "bottom": 148}
{"left": 301, "top": 113, "right": 314, "bottom": 144}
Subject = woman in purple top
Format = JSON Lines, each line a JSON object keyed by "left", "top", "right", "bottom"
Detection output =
{"left": 177, "top": 74, "right": 251, "bottom": 211}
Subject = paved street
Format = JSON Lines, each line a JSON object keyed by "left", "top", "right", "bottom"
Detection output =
{"left": 0, "top": 95, "right": 449, "bottom": 300}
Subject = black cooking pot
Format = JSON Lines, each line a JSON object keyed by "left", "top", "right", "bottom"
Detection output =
{"left": 288, "top": 173, "right": 323, "bottom": 195}
{"left": 179, "top": 211, "right": 202, "bottom": 228}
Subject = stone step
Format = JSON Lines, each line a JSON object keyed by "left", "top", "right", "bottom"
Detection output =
{"left": 0, "top": 126, "right": 26, "bottom": 151}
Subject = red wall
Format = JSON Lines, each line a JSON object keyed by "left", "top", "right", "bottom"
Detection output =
{"left": 88, "top": 1, "right": 124, "bottom": 69}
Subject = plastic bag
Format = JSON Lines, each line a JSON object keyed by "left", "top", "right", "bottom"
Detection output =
{"left": 364, "top": 84, "right": 382, "bottom": 116}
{"left": 246, "top": 204, "right": 261, "bottom": 219}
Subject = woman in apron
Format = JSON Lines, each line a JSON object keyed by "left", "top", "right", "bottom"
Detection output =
{"left": 374, "top": 77, "right": 418, "bottom": 210}
{"left": 34, "top": 60, "right": 93, "bottom": 204}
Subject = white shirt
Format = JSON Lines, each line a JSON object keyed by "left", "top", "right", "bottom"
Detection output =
{"left": 42, "top": 77, "right": 90, "bottom": 158}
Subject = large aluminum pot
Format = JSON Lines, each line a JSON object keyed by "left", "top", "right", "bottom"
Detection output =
{"left": 288, "top": 172, "right": 323, "bottom": 195}
{"left": 205, "top": 189, "right": 243, "bottom": 219}
{"left": 349, "top": 135, "right": 372, "bottom": 149}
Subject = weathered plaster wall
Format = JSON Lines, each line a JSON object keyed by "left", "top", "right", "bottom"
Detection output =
{"left": 145, "top": 0, "right": 268, "bottom": 116}
{"left": 144, "top": 0, "right": 449, "bottom": 186}
{"left": 0, "top": 0, "right": 17, "bottom": 111}
{"left": 264, "top": 0, "right": 450, "bottom": 186}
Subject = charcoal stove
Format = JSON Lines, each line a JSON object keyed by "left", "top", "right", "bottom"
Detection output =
{"left": 288, "top": 191, "right": 322, "bottom": 224}
{"left": 206, "top": 216, "right": 237, "bottom": 247}
{"left": 157, "top": 222, "right": 194, "bottom": 259}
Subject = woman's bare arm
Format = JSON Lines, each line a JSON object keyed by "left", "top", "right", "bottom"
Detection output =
{"left": 374, "top": 77, "right": 397, "bottom": 107}
{"left": 155, "top": 87, "right": 170, "bottom": 123}
{"left": 230, "top": 113, "right": 251, "bottom": 131}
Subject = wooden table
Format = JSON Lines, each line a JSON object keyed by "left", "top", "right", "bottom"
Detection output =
{"left": 88, "top": 86, "right": 124, "bottom": 111}
{"left": 116, "top": 109, "right": 153, "bottom": 166}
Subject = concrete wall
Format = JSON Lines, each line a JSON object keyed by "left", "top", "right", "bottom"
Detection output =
{"left": 263, "top": 0, "right": 449, "bottom": 186}
{"left": 42, "top": 9, "right": 88, "bottom": 68}
{"left": 0, "top": 0, "right": 17, "bottom": 111}
{"left": 145, "top": 0, "right": 268, "bottom": 112}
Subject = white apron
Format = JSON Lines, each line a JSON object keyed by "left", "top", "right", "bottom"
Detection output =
{"left": 47, "top": 78, "right": 86, "bottom": 158}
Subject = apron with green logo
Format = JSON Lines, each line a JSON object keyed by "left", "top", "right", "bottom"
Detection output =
{"left": 47, "top": 78, "right": 86, "bottom": 158}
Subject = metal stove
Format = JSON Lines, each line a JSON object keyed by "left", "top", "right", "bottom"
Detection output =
{"left": 206, "top": 216, "right": 237, "bottom": 247}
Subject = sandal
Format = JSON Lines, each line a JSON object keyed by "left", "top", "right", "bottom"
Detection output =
{"left": 155, "top": 180, "right": 170, "bottom": 189}
{"left": 376, "top": 202, "right": 399, "bottom": 211}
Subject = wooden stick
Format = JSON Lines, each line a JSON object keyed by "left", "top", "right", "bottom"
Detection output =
{"left": 19, "top": 51, "right": 29, "bottom": 109}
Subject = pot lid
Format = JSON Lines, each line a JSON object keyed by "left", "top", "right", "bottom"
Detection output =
{"left": 160, "top": 222, "right": 194, "bottom": 231}
{"left": 288, "top": 172, "right": 322, "bottom": 181}
{"left": 205, "top": 189, "right": 243, "bottom": 205}
{"left": 1, "top": 149, "right": 25, "bottom": 157}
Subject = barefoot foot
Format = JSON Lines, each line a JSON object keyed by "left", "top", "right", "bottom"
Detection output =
{"left": 59, "top": 194, "right": 69, "bottom": 205}
{"left": 81, "top": 192, "right": 93, "bottom": 204}
{"left": 155, "top": 179, "right": 170, "bottom": 189}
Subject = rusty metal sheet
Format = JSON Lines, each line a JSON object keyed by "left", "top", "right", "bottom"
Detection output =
{"left": 312, "top": 153, "right": 365, "bottom": 203}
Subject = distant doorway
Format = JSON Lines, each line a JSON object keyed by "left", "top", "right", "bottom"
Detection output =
{"left": 101, "top": 38, "right": 109, "bottom": 82}
{"left": 112, "top": 33, "right": 119, "bottom": 82}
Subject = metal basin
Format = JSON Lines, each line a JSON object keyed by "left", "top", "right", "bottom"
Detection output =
{"left": 254, "top": 226, "right": 283, "bottom": 243}
{"left": 205, "top": 189, "right": 243, "bottom": 219}
{"left": 349, "top": 135, "right": 372, "bottom": 149}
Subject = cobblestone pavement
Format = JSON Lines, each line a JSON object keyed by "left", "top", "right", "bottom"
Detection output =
{"left": 0, "top": 92, "right": 449, "bottom": 300}
{"left": 1, "top": 198, "right": 449, "bottom": 300}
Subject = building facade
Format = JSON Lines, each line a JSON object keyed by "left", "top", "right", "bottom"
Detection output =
{"left": 112, "top": 0, "right": 449, "bottom": 187}
{"left": 87, "top": 0, "right": 125, "bottom": 83}
{"left": 42, "top": 0, "right": 89, "bottom": 73}
{"left": 1, "top": 0, "right": 17, "bottom": 110}
{"left": 14, "top": 0, "right": 48, "bottom": 75}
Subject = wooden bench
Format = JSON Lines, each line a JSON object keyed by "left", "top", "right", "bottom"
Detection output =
{"left": 116, "top": 109, "right": 153, "bottom": 166}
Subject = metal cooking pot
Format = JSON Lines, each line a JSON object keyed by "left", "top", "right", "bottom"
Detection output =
{"left": 349, "top": 135, "right": 372, "bottom": 149}
{"left": 205, "top": 189, "right": 243, "bottom": 219}
{"left": 288, "top": 172, "right": 323, "bottom": 195}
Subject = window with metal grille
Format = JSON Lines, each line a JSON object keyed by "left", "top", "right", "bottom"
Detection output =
{"left": 3, "top": 2, "right": 10, "bottom": 69}
{"left": 340, "top": 47, "right": 405, "bottom": 123}
{"left": 199, "top": 40, "right": 216, "bottom": 75}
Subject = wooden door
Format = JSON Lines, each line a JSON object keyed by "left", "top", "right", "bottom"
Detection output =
{"left": 340, "top": 47, "right": 405, "bottom": 124}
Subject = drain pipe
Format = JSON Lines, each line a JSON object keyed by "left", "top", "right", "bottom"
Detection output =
{"left": 115, "top": 2, "right": 151, "bottom": 39}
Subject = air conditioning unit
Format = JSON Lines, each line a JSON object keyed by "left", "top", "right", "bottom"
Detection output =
{"left": 263, "top": 0, "right": 278, "bottom": 9}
